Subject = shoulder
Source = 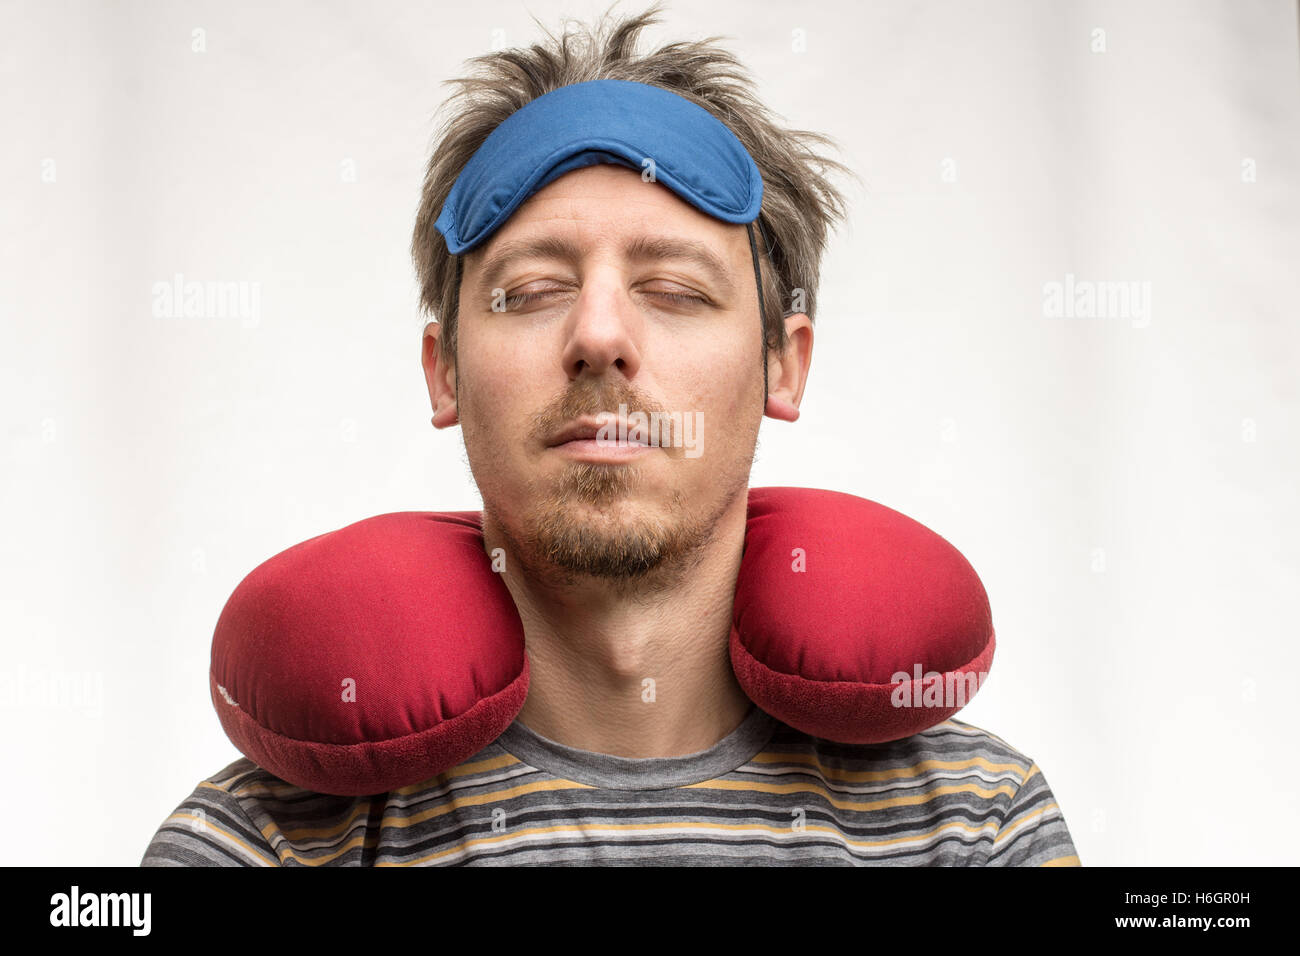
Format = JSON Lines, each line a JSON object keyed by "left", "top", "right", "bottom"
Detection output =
{"left": 755, "top": 716, "right": 1044, "bottom": 806}
{"left": 142, "top": 740, "right": 526, "bottom": 867}
{"left": 141, "top": 757, "right": 341, "bottom": 867}
{"left": 765, "top": 716, "right": 1039, "bottom": 779}
{"left": 754, "top": 716, "right": 1079, "bottom": 866}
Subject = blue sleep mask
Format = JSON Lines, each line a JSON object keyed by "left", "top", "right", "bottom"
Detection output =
{"left": 433, "top": 78, "right": 765, "bottom": 254}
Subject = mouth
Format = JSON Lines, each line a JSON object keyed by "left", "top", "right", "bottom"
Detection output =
{"left": 547, "top": 415, "right": 655, "bottom": 460}
{"left": 546, "top": 415, "right": 647, "bottom": 447}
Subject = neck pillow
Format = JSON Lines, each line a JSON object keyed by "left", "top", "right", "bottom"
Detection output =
{"left": 210, "top": 487, "right": 995, "bottom": 796}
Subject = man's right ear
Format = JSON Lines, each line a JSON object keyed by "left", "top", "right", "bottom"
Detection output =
{"left": 421, "top": 321, "right": 459, "bottom": 428}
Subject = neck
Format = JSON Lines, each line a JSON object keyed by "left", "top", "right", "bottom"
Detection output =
{"left": 482, "top": 491, "right": 753, "bottom": 758}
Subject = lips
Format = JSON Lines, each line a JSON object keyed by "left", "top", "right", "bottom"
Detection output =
{"left": 547, "top": 415, "right": 649, "bottom": 447}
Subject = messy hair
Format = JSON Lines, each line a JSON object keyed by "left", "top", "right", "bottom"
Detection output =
{"left": 410, "top": 1, "right": 855, "bottom": 364}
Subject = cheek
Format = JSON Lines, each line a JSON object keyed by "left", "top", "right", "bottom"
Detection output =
{"left": 668, "top": 330, "right": 763, "bottom": 451}
{"left": 456, "top": 323, "right": 543, "bottom": 441}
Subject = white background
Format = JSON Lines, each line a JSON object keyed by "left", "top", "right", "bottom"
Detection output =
{"left": 2, "top": 0, "right": 1297, "bottom": 866}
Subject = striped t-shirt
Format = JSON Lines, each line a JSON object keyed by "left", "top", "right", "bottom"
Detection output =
{"left": 141, "top": 706, "right": 1080, "bottom": 866}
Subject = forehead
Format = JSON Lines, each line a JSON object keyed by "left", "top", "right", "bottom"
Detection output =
{"left": 465, "top": 164, "right": 748, "bottom": 286}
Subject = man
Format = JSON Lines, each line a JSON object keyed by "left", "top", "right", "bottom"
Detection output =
{"left": 142, "top": 4, "right": 1078, "bottom": 866}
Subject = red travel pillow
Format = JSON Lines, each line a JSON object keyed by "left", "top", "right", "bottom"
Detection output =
{"left": 210, "top": 486, "right": 995, "bottom": 796}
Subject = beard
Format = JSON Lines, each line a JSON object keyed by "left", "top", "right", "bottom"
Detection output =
{"left": 482, "top": 456, "right": 747, "bottom": 599}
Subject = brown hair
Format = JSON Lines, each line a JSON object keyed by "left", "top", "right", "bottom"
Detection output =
{"left": 411, "top": 1, "right": 856, "bottom": 364}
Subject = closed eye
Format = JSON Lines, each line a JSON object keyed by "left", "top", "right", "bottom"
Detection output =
{"left": 502, "top": 290, "right": 707, "bottom": 310}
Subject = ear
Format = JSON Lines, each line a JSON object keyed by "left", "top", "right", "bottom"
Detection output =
{"left": 421, "top": 321, "right": 459, "bottom": 428}
{"left": 763, "top": 313, "right": 812, "bottom": 422}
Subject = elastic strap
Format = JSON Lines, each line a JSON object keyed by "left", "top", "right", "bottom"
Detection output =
{"left": 746, "top": 219, "right": 770, "bottom": 403}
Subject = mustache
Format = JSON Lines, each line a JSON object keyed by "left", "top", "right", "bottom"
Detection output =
{"left": 531, "top": 381, "right": 669, "bottom": 441}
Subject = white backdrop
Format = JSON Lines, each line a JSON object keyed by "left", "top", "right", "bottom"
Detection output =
{"left": 2, "top": 0, "right": 1297, "bottom": 866}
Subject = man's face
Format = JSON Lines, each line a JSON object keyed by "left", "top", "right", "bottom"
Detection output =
{"left": 448, "top": 163, "right": 765, "bottom": 590}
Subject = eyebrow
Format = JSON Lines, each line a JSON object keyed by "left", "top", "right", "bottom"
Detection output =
{"left": 474, "top": 233, "right": 737, "bottom": 297}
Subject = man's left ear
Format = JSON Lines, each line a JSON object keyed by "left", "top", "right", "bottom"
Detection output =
{"left": 764, "top": 313, "right": 812, "bottom": 422}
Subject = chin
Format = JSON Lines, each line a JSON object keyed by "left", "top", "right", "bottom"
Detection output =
{"left": 518, "top": 474, "right": 696, "bottom": 582}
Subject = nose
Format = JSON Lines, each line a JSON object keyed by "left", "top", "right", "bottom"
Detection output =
{"left": 559, "top": 269, "right": 643, "bottom": 382}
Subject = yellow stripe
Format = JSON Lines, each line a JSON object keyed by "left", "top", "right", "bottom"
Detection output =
{"left": 271, "top": 777, "right": 593, "bottom": 842}
{"left": 378, "top": 816, "right": 1003, "bottom": 866}
{"left": 282, "top": 780, "right": 1013, "bottom": 858}
{"left": 268, "top": 772, "right": 1015, "bottom": 846}
{"left": 1041, "top": 854, "right": 1081, "bottom": 867}
{"left": 274, "top": 828, "right": 384, "bottom": 865}
{"left": 681, "top": 778, "right": 1019, "bottom": 812}
{"left": 424, "top": 751, "right": 523, "bottom": 783}
{"left": 168, "top": 811, "right": 280, "bottom": 866}
{"left": 749, "top": 752, "right": 1029, "bottom": 784}
{"left": 261, "top": 798, "right": 378, "bottom": 845}
{"left": 200, "top": 752, "right": 528, "bottom": 843}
